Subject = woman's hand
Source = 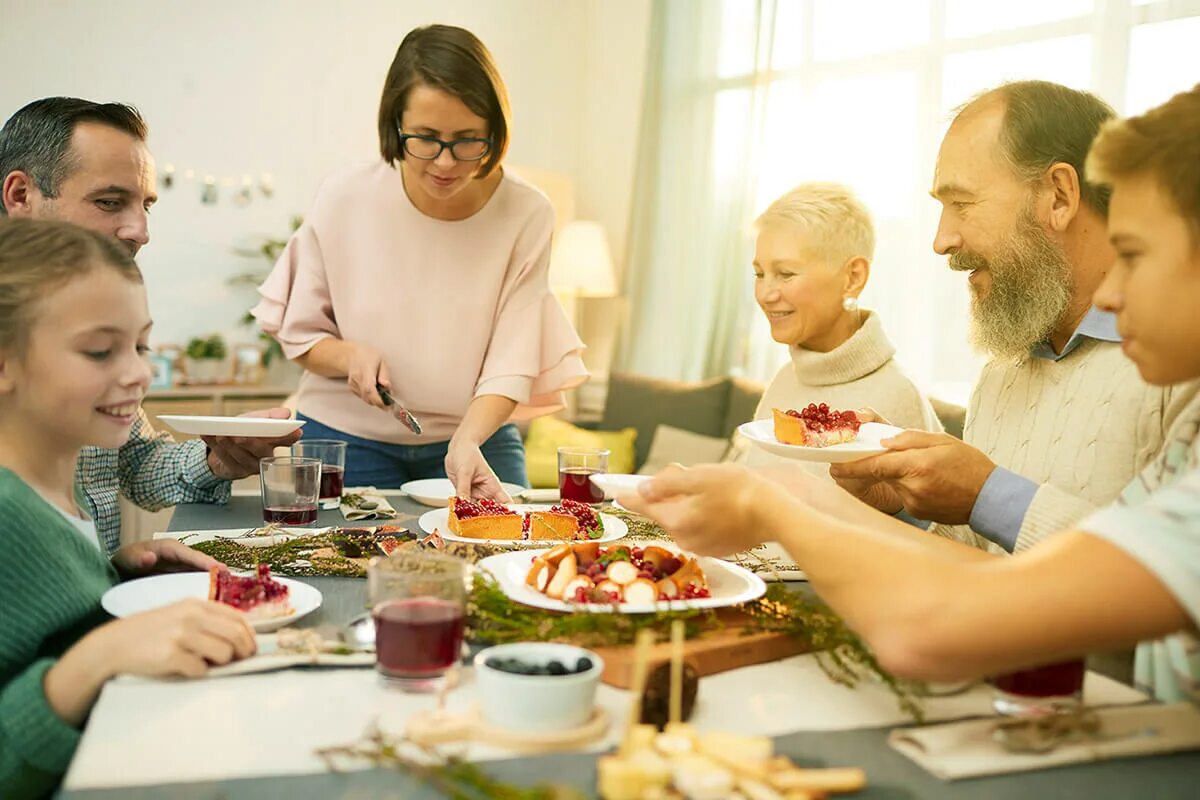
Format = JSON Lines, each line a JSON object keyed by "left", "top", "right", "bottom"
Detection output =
{"left": 344, "top": 342, "right": 393, "bottom": 410}
{"left": 618, "top": 463, "right": 790, "bottom": 556}
{"left": 446, "top": 437, "right": 512, "bottom": 502}
{"left": 112, "top": 539, "right": 221, "bottom": 578}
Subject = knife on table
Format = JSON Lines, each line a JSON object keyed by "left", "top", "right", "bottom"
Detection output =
{"left": 376, "top": 383, "right": 423, "bottom": 435}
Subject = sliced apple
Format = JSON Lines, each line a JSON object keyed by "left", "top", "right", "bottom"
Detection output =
{"left": 573, "top": 540, "right": 601, "bottom": 567}
{"left": 525, "top": 557, "right": 553, "bottom": 591}
{"left": 605, "top": 559, "right": 640, "bottom": 586}
{"left": 543, "top": 552, "right": 578, "bottom": 599}
{"left": 542, "top": 543, "right": 573, "bottom": 567}
{"left": 622, "top": 577, "right": 658, "bottom": 605}
{"left": 655, "top": 576, "right": 681, "bottom": 599}
{"left": 562, "top": 574, "right": 594, "bottom": 601}
{"left": 668, "top": 556, "right": 706, "bottom": 589}
{"left": 640, "top": 545, "right": 674, "bottom": 570}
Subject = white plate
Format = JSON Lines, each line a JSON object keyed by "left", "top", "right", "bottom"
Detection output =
{"left": 477, "top": 547, "right": 766, "bottom": 614}
{"left": 587, "top": 473, "right": 651, "bottom": 500}
{"left": 738, "top": 419, "right": 904, "bottom": 463}
{"left": 158, "top": 415, "right": 306, "bottom": 438}
{"left": 101, "top": 572, "right": 322, "bottom": 633}
{"left": 419, "top": 505, "right": 627, "bottom": 545}
{"left": 400, "top": 478, "right": 527, "bottom": 507}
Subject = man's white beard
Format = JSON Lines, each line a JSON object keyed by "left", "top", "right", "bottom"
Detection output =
{"left": 950, "top": 206, "right": 1074, "bottom": 361}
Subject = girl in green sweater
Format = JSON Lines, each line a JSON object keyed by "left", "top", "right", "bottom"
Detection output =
{"left": 0, "top": 219, "right": 256, "bottom": 799}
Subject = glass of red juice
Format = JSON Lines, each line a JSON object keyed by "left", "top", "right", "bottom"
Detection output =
{"left": 259, "top": 456, "right": 321, "bottom": 526}
{"left": 292, "top": 439, "right": 347, "bottom": 509}
{"left": 557, "top": 447, "right": 609, "bottom": 505}
{"left": 368, "top": 552, "right": 467, "bottom": 692}
{"left": 989, "top": 657, "right": 1086, "bottom": 716}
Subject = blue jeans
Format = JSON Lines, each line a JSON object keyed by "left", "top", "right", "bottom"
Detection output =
{"left": 296, "top": 414, "right": 528, "bottom": 489}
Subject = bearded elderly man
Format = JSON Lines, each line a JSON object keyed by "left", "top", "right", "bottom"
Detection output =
{"left": 831, "top": 81, "right": 1199, "bottom": 569}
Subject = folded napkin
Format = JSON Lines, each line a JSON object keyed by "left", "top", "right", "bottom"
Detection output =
{"left": 340, "top": 486, "right": 399, "bottom": 520}
{"left": 730, "top": 541, "right": 807, "bottom": 581}
{"left": 889, "top": 703, "right": 1200, "bottom": 780}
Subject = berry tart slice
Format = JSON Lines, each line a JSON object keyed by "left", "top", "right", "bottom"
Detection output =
{"left": 208, "top": 563, "right": 293, "bottom": 621}
{"left": 772, "top": 403, "right": 862, "bottom": 447}
{"left": 526, "top": 498, "right": 606, "bottom": 540}
{"left": 448, "top": 496, "right": 523, "bottom": 540}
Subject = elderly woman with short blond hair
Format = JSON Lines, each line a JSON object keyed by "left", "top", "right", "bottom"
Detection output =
{"left": 745, "top": 182, "right": 940, "bottom": 469}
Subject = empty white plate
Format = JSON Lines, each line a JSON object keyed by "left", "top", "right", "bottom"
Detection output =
{"left": 587, "top": 473, "right": 651, "bottom": 500}
{"left": 738, "top": 419, "right": 904, "bottom": 463}
{"left": 158, "top": 415, "right": 306, "bottom": 438}
{"left": 101, "top": 572, "right": 322, "bottom": 632}
{"left": 400, "top": 477, "right": 526, "bottom": 507}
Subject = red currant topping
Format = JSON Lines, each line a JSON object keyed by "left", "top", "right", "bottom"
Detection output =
{"left": 784, "top": 403, "right": 861, "bottom": 433}
{"left": 452, "top": 497, "right": 518, "bottom": 519}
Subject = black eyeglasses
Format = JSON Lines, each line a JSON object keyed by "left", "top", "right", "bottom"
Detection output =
{"left": 397, "top": 132, "right": 491, "bottom": 162}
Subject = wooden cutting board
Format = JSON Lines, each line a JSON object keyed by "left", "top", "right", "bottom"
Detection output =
{"left": 585, "top": 608, "right": 812, "bottom": 688}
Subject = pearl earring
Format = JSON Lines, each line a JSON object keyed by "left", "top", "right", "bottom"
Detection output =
{"left": 842, "top": 296, "right": 859, "bottom": 312}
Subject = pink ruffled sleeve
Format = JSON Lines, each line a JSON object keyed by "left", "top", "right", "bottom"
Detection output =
{"left": 476, "top": 211, "right": 589, "bottom": 420}
{"left": 251, "top": 223, "right": 339, "bottom": 360}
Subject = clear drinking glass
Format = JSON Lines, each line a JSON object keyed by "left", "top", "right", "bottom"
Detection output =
{"left": 557, "top": 446, "right": 609, "bottom": 505}
{"left": 259, "top": 456, "right": 321, "bottom": 526}
{"left": 989, "top": 657, "right": 1086, "bottom": 716}
{"left": 292, "top": 439, "right": 347, "bottom": 509}
{"left": 368, "top": 553, "right": 468, "bottom": 692}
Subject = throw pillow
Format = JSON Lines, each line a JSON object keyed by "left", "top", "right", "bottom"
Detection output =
{"left": 636, "top": 424, "right": 731, "bottom": 476}
{"left": 601, "top": 373, "right": 730, "bottom": 469}
{"left": 523, "top": 416, "right": 637, "bottom": 488}
{"left": 723, "top": 376, "right": 765, "bottom": 439}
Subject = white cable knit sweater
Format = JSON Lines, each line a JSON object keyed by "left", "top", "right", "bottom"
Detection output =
{"left": 932, "top": 338, "right": 1200, "bottom": 552}
{"left": 745, "top": 311, "right": 941, "bottom": 474}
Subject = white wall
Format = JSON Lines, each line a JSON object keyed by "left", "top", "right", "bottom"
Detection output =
{"left": 0, "top": 0, "right": 650, "bottom": 359}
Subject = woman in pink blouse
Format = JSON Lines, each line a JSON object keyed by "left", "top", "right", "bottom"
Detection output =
{"left": 254, "top": 25, "right": 588, "bottom": 499}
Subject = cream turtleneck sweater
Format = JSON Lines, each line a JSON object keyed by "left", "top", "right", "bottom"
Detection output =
{"left": 745, "top": 311, "right": 941, "bottom": 473}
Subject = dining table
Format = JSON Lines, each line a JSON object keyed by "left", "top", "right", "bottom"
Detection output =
{"left": 58, "top": 494, "right": 1200, "bottom": 799}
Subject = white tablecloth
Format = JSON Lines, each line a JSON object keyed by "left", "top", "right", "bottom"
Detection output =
{"left": 63, "top": 656, "right": 1145, "bottom": 791}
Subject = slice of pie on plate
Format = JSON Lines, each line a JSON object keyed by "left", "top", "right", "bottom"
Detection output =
{"left": 208, "top": 563, "right": 293, "bottom": 620}
{"left": 525, "top": 498, "right": 605, "bottom": 540}
{"left": 773, "top": 404, "right": 861, "bottom": 448}
{"left": 448, "top": 496, "right": 524, "bottom": 540}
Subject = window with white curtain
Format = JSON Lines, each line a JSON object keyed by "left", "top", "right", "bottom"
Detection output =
{"left": 712, "top": 0, "right": 1200, "bottom": 404}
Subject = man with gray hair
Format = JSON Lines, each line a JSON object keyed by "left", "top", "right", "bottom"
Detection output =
{"left": 0, "top": 97, "right": 301, "bottom": 552}
{"left": 832, "top": 81, "right": 1198, "bottom": 592}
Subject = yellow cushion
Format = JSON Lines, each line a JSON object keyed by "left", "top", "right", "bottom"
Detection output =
{"left": 523, "top": 416, "right": 638, "bottom": 488}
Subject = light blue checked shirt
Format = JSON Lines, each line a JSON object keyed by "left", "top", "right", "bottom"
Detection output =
{"left": 76, "top": 409, "right": 230, "bottom": 553}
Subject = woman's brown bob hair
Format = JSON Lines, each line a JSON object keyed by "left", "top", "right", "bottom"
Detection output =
{"left": 377, "top": 25, "right": 511, "bottom": 178}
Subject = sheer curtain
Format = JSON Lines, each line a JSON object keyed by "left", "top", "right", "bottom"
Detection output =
{"left": 617, "top": 0, "right": 767, "bottom": 380}
{"left": 618, "top": 0, "right": 1200, "bottom": 402}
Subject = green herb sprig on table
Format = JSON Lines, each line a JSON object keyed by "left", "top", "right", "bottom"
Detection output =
{"left": 316, "top": 723, "right": 585, "bottom": 800}
{"left": 468, "top": 572, "right": 924, "bottom": 721}
{"left": 192, "top": 513, "right": 923, "bottom": 719}
{"left": 468, "top": 571, "right": 717, "bottom": 647}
